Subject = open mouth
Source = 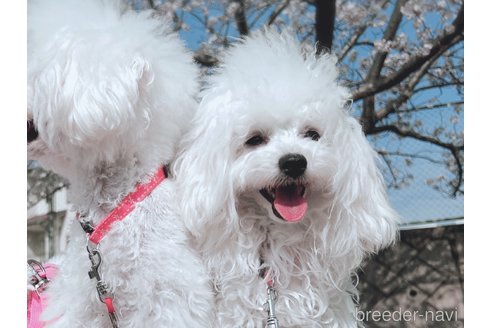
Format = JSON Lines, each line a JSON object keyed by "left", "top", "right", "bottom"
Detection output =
{"left": 260, "top": 184, "right": 307, "bottom": 222}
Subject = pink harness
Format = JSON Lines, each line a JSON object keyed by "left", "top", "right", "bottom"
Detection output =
{"left": 27, "top": 167, "right": 166, "bottom": 328}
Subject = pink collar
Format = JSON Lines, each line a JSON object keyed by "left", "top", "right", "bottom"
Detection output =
{"left": 78, "top": 167, "right": 166, "bottom": 244}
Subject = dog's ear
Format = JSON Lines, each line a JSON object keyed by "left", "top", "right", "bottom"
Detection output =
{"left": 174, "top": 95, "right": 239, "bottom": 241}
{"left": 332, "top": 116, "right": 400, "bottom": 253}
{"left": 30, "top": 51, "right": 153, "bottom": 154}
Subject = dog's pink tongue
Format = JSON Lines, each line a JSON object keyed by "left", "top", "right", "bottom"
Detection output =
{"left": 273, "top": 186, "right": 307, "bottom": 222}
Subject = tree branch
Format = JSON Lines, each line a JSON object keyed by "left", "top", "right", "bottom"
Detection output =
{"left": 234, "top": 0, "right": 249, "bottom": 36}
{"left": 338, "top": 0, "right": 393, "bottom": 62}
{"left": 375, "top": 47, "right": 439, "bottom": 122}
{"left": 249, "top": 2, "right": 276, "bottom": 27}
{"left": 366, "top": 0, "right": 405, "bottom": 81}
{"left": 378, "top": 151, "right": 399, "bottom": 186}
{"left": 315, "top": 0, "right": 336, "bottom": 54}
{"left": 413, "top": 81, "right": 464, "bottom": 94}
{"left": 351, "top": 3, "right": 464, "bottom": 101}
{"left": 338, "top": 25, "right": 368, "bottom": 62}
{"left": 378, "top": 150, "right": 444, "bottom": 165}
{"left": 360, "top": 0, "right": 405, "bottom": 133}
{"left": 268, "top": 0, "right": 290, "bottom": 26}
{"left": 396, "top": 101, "right": 464, "bottom": 113}
{"left": 368, "top": 125, "right": 463, "bottom": 196}
{"left": 368, "top": 125, "right": 463, "bottom": 151}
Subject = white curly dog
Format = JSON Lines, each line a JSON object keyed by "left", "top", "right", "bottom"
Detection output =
{"left": 174, "top": 30, "right": 400, "bottom": 327}
{"left": 27, "top": 0, "right": 213, "bottom": 327}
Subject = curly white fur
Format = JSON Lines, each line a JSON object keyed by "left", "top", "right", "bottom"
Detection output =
{"left": 28, "top": 0, "right": 213, "bottom": 327}
{"left": 174, "top": 30, "right": 400, "bottom": 327}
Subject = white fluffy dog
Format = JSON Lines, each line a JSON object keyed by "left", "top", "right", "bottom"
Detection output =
{"left": 174, "top": 30, "right": 400, "bottom": 327}
{"left": 27, "top": 0, "right": 213, "bottom": 327}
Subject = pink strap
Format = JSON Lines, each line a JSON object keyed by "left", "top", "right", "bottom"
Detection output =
{"left": 27, "top": 263, "right": 59, "bottom": 328}
{"left": 27, "top": 291, "right": 43, "bottom": 328}
{"left": 88, "top": 167, "right": 166, "bottom": 244}
{"left": 104, "top": 297, "right": 115, "bottom": 313}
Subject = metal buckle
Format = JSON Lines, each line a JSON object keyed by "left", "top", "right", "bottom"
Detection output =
{"left": 86, "top": 241, "right": 118, "bottom": 328}
{"left": 79, "top": 213, "right": 95, "bottom": 234}
{"left": 263, "top": 280, "right": 279, "bottom": 328}
{"left": 27, "top": 259, "right": 50, "bottom": 296}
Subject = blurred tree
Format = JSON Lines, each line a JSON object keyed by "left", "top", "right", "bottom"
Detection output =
{"left": 27, "top": 161, "right": 68, "bottom": 208}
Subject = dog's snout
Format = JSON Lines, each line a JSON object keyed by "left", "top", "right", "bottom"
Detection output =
{"left": 279, "top": 153, "right": 307, "bottom": 178}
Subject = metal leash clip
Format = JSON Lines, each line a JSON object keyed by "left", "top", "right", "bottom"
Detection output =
{"left": 86, "top": 244, "right": 118, "bottom": 328}
{"left": 78, "top": 213, "right": 95, "bottom": 234}
{"left": 27, "top": 259, "right": 50, "bottom": 296}
{"left": 263, "top": 280, "right": 280, "bottom": 328}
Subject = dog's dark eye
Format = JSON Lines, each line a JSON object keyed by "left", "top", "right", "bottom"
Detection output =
{"left": 245, "top": 134, "right": 266, "bottom": 147}
{"left": 27, "top": 120, "right": 38, "bottom": 143}
{"left": 304, "top": 129, "right": 320, "bottom": 141}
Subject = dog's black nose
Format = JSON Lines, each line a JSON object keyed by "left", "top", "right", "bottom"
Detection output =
{"left": 279, "top": 153, "right": 307, "bottom": 178}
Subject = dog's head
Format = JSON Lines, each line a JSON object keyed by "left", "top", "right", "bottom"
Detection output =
{"left": 176, "top": 30, "right": 399, "bottom": 253}
{"left": 27, "top": 0, "right": 197, "bottom": 177}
